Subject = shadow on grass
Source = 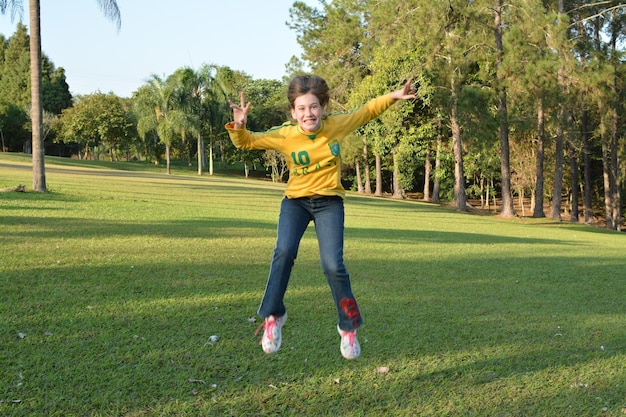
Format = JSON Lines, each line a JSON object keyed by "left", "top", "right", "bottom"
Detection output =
{"left": 1, "top": 209, "right": 580, "bottom": 249}
{"left": 2, "top": 162, "right": 625, "bottom": 414}
{"left": 0, "top": 216, "right": 278, "bottom": 239}
{"left": 2, "top": 242, "right": 625, "bottom": 415}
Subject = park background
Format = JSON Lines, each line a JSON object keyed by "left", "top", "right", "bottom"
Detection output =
{"left": 1, "top": 0, "right": 626, "bottom": 229}
{"left": 1, "top": 1, "right": 626, "bottom": 415}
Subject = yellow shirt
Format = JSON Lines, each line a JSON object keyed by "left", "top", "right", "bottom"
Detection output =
{"left": 225, "top": 94, "right": 395, "bottom": 199}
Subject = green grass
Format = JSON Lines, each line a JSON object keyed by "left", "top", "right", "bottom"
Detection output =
{"left": 1, "top": 153, "right": 625, "bottom": 416}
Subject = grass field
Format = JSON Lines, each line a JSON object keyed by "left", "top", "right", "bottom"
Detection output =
{"left": 1, "top": 153, "right": 625, "bottom": 416}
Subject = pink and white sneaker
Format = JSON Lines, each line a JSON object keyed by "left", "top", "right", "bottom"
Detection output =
{"left": 257, "top": 313, "right": 287, "bottom": 354}
{"left": 337, "top": 325, "right": 360, "bottom": 359}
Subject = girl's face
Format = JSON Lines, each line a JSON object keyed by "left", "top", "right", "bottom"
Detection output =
{"left": 291, "top": 93, "right": 324, "bottom": 134}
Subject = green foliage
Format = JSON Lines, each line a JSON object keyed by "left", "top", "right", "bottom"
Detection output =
{"left": 54, "top": 93, "right": 134, "bottom": 160}
{"left": 244, "top": 78, "right": 288, "bottom": 131}
{"left": 3, "top": 0, "right": 626, "bottom": 223}
{"left": 0, "top": 23, "right": 72, "bottom": 113}
{"left": 42, "top": 64, "right": 72, "bottom": 115}
{"left": 289, "top": 0, "right": 372, "bottom": 105}
{"left": 1, "top": 155, "right": 626, "bottom": 416}
{"left": 0, "top": 23, "right": 30, "bottom": 108}
{"left": 0, "top": 99, "right": 28, "bottom": 150}
{"left": 0, "top": 22, "right": 73, "bottom": 152}
{"left": 133, "top": 74, "right": 201, "bottom": 173}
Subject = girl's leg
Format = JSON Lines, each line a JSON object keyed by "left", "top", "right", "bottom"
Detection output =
{"left": 258, "top": 197, "right": 311, "bottom": 318}
{"left": 312, "top": 197, "right": 362, "bottom": 331}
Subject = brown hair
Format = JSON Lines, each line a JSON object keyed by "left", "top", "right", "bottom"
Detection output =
{"left": 287, "top": 75, "right": 329, "bottom": 109}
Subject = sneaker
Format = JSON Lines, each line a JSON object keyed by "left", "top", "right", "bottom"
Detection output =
{"left": 337, "top": 325, "right": 361, "bottom": 359}
{"left": 257, "top": 313, "right": 287, "bottom": 354}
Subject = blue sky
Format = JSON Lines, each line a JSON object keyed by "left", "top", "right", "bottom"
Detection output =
{"left": 0, "top": 0, "right": 316, "bottom": 98}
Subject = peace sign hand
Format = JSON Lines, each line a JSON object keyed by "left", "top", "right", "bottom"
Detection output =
{"left": 390, "top": 78, "right": 417, "bottom": 101}
{"left": 228, "top": 91, "right": 252, "bottom": 129}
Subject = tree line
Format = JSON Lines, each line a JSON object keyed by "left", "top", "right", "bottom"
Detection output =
{"left": 288, "top": 0, "right": 625, "bottom": 230}
{"left": 1, "top": 0, "right": 625, "bottom": 231}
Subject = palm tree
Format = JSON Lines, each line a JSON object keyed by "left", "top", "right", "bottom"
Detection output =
{"left": 0, "top": 0, "right": 120, "bottom": 192}
{"left": 135, "top": 74, "right": 199, "bottom": 175}
{"left": 174, "top": 65, "right": 224, "bottom": 175}
{"left": 197, "top": 65, "right": 227, "bottom": 176}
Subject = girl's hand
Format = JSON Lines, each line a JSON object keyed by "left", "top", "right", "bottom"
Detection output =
{"left": 228, "top": 92, "right": 251, "bottom": 129}
{"left": 390, "top": 78, "right": 417, "bottom": 101}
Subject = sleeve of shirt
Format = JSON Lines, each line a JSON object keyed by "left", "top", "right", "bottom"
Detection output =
{"left": 225, "top": 122, "right": 286, "bottom": 151}
{"left": 336, "top": 94, "right": 395, "bottom": 132}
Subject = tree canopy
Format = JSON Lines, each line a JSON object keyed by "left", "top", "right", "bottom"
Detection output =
{"left": 1, "top": 0, "right": 625, "bottom": 229}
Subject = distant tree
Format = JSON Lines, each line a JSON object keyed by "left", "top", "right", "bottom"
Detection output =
{"left": 0, "top": 26, "right": 71, "bottom": 113}
{"left": 175, "top": 64, "right": 227, "bottom": 175}
{"left": 245, "top": 78, "right": 288, "bottom": 180}
{"left": 0, "top": 0, "right": 120, "bottom": 191}
{"left": 54, "top": 93, "right": 133, "bottom": 160}
{"left": 0, "top": 23, "right": 30, "bottom": 108}
{"left": 0, "top": 99, "right": 28, "bottom": 151}
{"left": 289, "top": 0, "right": 372, "bottom": 105}
{"left": 491, "top": 0, "right": 515, "bottom": 218}
{"left": 42, "top": 60, "right": 72, "bottom": 114}
{"left": 134, "top": 74, "right": 199, "bottom": 174}
{"left": 217, "top": 67, "right": 263, "bottom": 176}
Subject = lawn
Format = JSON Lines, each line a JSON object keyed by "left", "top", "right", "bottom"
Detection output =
{"left": 1, "top": 153, "right": 625, "bottom": 416}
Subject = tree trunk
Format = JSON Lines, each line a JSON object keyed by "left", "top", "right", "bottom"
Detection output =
{"left": 166, "top": 143, "right": 171, "bottom": 175}
{"left": 197, "top": 133, "right": 203, "bottom": 175}
{"left": 609, "top": 103, "right": 620, "bottom": 230}
{"left": 363, "top": 142, "right": 371, "bottom": 194}
{"left": 374, "top": 154, "right": 383, "bottom": 197}
{"left": 609, "top": 25, "right": 621, "bottom": 230}
{"left": 392, "top": 150, "right": 403, "bottom": 199}
{"left": 30, "top": 0, "right": 46, "bottom": 192}
{"left": 582, "top": 109, "right": 593, "bottom": 223}
{"left": 494, "top": 0, "right": 514, "bottom": 217}
{"left": 355, "top": 159, "right": 364, "bottom": 193}
{"left": 209, "top": 138, "right": 214, "bottom": 175}
{"left": 602, "top": 141, "right": 613, "bottom": 228}
{"left": 601, "top": 106, "right": 620, "bottom": 231}
{"left": 550, "top": 105, "right": 565, "bottom": 221}
{"left": 567, "top": 138, "right": 579, "bottom": 223}
{"left": 497, "top": 89, "right": 514, "bottom": 217}
{"left": 450, "top": 77, "right": 467, "bottom": 211}
{"left": 533, "top": 97, "right": 546, "bottom": 217}
{"left": 432, "top": 120, "right": 442, "bottom": 203}
{"left": 549, "top": 0, "right": 567, "bottom": 221}
{"left": 423, "top": 147, "right": 431, "bottom": 201}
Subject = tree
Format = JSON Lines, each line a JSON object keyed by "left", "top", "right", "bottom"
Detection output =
{"left": 0, "top": 23, "right": 30, "bottom": 108}
{"left": 55, "top": 93, "right": 133, "bottom": 160}
{"left": 0, "top": 0, "right": 120, "bottom": 191}
{"left": 289, "top": 0, "right": 372, "bottom": 105}
{"left": 245, "top": 78, "right": 289, "bottom": 180}
{"left": 492, "top": 0, "right": 515, "bottom": 217}
{"left": 502, "top": 1, "right": 559, "bottom": 218}
{"left": 42, "top": 62, "right": 72, "bottom": 114}
{"left": 0, "top": 99, "right": 28, "bottom": 151}
{"left": 0, "top": 24, "right": 71, "bottom": 113}
{"left": 174, "top": 64, "right": 227, "bottom": 176}
{"left": 134, "top": 73, "right": 199, "bottom": 175}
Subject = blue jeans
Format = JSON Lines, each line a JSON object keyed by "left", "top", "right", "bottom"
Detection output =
{"left": 258, "top": 196, "right": 363, "bottom": 331}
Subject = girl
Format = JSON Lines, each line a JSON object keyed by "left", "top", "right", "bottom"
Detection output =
{"left": 226, "top": 75, "right": 415, "bottom": 359}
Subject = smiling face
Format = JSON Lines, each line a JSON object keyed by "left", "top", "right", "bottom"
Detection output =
{"left": 291, "top": 93, "right": 324, "bottom": 134}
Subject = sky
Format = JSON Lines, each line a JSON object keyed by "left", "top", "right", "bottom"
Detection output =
{"left": 0, "top": 0, "right": 317, "bottom": 98}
